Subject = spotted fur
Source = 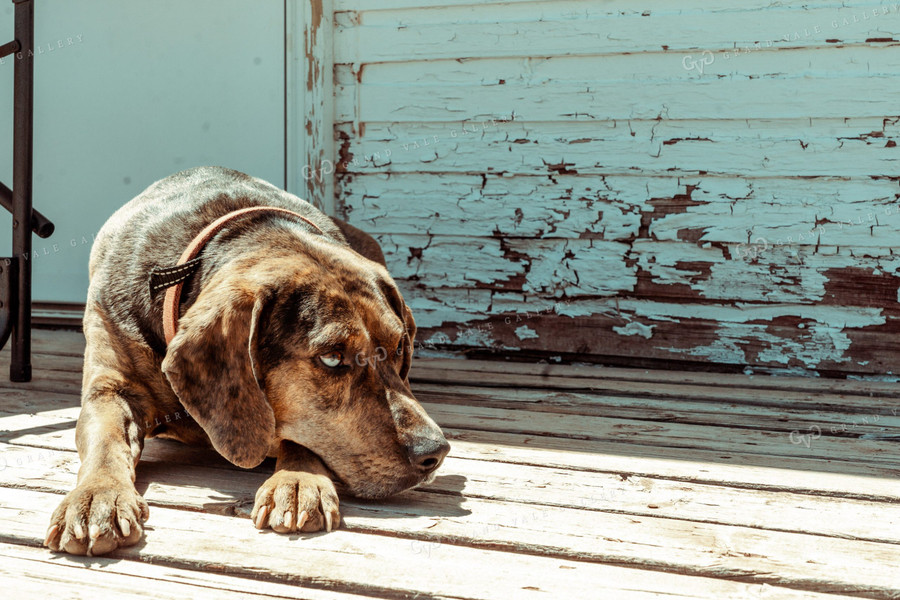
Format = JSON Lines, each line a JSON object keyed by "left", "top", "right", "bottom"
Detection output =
{"left": 45, "top": 167, "right": 449, "bottom": 556}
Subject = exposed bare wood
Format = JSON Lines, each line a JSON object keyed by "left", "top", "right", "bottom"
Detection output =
{"left": 1, "top": 543, "right": 368, "bottom": 600}
{"left": 3, "top": 486, "right": 813, "bottom": 600}
{"left": 4, "top": 440, "right": 900, "bottom": 552}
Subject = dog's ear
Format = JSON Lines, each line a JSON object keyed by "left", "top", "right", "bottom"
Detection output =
{"left": 162, "top": 280, "right": 275, "bottom": 468}
{"left": 400, "top": 300, "right": 417, "bottom": 381}
{"left": 379, "top": 278, "right": 417, "bottom": 382}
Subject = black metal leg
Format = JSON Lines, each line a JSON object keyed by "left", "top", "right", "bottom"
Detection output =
{"left": 0, "top": 0, "right": 54, "bottom": 382}
{"left": 10, "top": 0, "right": 34, "bottom": 382}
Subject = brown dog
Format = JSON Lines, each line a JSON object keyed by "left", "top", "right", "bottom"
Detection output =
{"left": 44, "top": 166, "right": 450, "bottom": 556}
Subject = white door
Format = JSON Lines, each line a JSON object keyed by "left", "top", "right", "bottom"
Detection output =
{"left": 0, "top": 0, "right": 285, "bottom": 303}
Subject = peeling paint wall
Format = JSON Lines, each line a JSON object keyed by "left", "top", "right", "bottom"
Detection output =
{"left": 332, "top": 0, "right": 900, "bottom": 376}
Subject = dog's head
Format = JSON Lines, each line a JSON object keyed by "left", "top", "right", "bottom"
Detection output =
{"left": 161, "top": 240, "right": 449, "bottom": 498}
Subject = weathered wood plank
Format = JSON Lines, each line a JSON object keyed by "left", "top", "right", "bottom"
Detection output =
{"left": 368, "top": 226, "right": 900, "bottom": 308}
{"left": 5, "top": 390, "right": 899, "bottom": 502}
{"left": 420, "top": 402, "right": 900, "bottom": 466}
{"left": 336, "top": 0, "right": 863, "bottom": 12}
{"left": 443, "top": 429, "right": 900, "bottom": 501}
{"left": 336, "top": 119, "right": 900, "bottom": 178}
{"left": 3, "top": 486, "right": 815, "bottom": 600}
{"left": 391, "top": 287, "right": 900, "bottom": 375}
{"left": 5, "top": 439, "right": 900, "bottom": 548}
{"left": 4, "top": 453, "right": 900, "bottom": 597}
{"left": 5, "top": 377, "right": 898, "bottom": 469}
{"left": 414, "top": 358, "right": 900, "bottom": 396}
{"left": 413, "top": 376, "right": 900, "bottom": 415}
{"left": 340, "top": 173, "right": 900, "bottom": 250}
{"left": 335, "top": 45, "right": 900, "bottom": 122}
{"left": 337, "top": 2, "right": 900, "bottom": 63}
{"left": 0, "top": 542, "right": 369, "bottom": 599}
{"left": 413, "top": 383, "right": 900, "bottom": 438}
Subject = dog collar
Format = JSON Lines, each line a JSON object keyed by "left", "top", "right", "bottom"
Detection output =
{"left": 154, "top": 206, "right": 325, "bottom": 346}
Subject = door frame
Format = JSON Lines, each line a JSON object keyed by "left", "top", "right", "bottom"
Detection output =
{"left": 285, "top": 0, "right": 335, "bottom": 215}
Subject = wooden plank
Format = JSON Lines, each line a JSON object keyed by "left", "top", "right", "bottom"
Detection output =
{"left": 413, "top": 358, "right": 900, "bottom": 396}
{"left": 443, "top": 429, "right": 900, "bottom": 501}
{"left": 28, "top": 328, "right": 85, "bottom": 356}
{"left": 0, "top": 351, "right": 84, "bottom": 373}
{"left": 2, "top": 486, "right": 820, "bottom": 600}
{"left": 412, "top": 375, "right": 900, "bottom": 415}
{"left": 386, "top": 287, "right": 900, "bottom": 376}
{"left": 4, "top": 440, "right": 900, "bottom": 547}
{"left": 336, "top": 2, "right": 900, "bottom": 63}
{"left": 21, "top": 360, "right": 900, "bottom": 432}
{"left": 374, "top": 232, "right": 896, "bottom": 305}
{"left": 3, "top": 455, "right": 899, "bottom": 597}
{"left": 4, "top": 379, "right": 897, "bottom": 470}
{"left": 413, "top": 384, "right": 900, "bottom": 437}
{"left": 335, "top": 0, "right": 830, "bottom": 11}
{"left": 0, "top": 542, "right": 369, "bottom": 599}
{"left": 335, "top": 46, "right": 900, "bottom": 122}
{"left": 340, "top": 173, "right": 900, "bottom": 256}
{"left": 5, "top": 393, "right": 900, "bottom": 503}
{"left": 336, "top": 119, "right": 900, "bottom": 178}
{"left": 420, "top": 402, "right": 900, "bottom": 466}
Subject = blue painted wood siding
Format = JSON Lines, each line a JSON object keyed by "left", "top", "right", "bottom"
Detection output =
{"left": 332, "top": 0, "right": 900, "bottom": 376}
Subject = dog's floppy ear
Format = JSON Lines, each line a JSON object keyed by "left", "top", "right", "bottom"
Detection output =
{"left": 161, "top": 280, "right": 274, "bottom": 468}
{"left": 400, "top": 300, "right": 417, "bottom": 382}
{"left": 379, "top": 277, "right": 417, "bottom": 382}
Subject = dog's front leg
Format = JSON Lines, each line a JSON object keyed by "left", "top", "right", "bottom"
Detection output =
{"left": 251, "top": 440, "right": 341, "bottom": 533}
{"left": 45, "top": 391, "right": 149, "bottom": 555}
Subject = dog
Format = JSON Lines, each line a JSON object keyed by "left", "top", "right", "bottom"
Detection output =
{"left": 44, "top": 166, "right": 450, "bottom": 556}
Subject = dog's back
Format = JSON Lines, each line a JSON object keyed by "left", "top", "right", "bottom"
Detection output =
{"left": 88, "top": 166, "right": 345, "bottom": 351}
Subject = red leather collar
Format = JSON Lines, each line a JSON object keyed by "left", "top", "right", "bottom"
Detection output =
{"left": 162, "top": 206, "right": 324, "bottom": 346}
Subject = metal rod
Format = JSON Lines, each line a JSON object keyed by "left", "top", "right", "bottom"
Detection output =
{"left": 0, "top": 181, "right": 54, "bottom": 238}
{"left": 0, "top": 39, "right": 18, "bottom": 58}
{"left": 11, "top": 0, "right": 33, "bottom": 382}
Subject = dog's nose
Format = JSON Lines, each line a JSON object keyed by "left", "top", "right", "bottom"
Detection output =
{"left": 407, "top": 435, "right": 451, "bottom": 473}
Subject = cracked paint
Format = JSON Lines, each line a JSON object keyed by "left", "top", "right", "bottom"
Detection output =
{"left": 514, "top": 325, "right": 540, "bottom": 340}
{"left": 334, "top": 6, "right": 900, "bottom": 376}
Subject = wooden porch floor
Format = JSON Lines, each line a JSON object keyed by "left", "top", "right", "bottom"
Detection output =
{"left": 1, "top": 329, "right": 899, "bottom": 599}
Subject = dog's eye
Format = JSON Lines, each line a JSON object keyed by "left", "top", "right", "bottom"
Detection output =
{"left": 319, "top": 352, "right": 344, "bottom": 368}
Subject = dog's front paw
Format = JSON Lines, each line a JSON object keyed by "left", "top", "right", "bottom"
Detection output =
{"left": 44, "top": 476, "right": 149, "bottom": 556}
{"left": 251, "top": 470, "right": 341, "bottom": 533}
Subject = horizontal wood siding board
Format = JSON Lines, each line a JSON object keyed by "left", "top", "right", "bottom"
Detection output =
{"left": 339, "top": 174, "right": 900, "bottom": 248}
{"left": 369, "top": 231, "right": 900, "bottom": 309}
{"left": 339, "top": 77, "right": 900, "bottom": 123}
{"left": 336, "top": 3, "right": 900, "bottom": 62}
{"left": 336, "top": 0, "right": 896, "bottom": 13}
{"left": 334, "top": 119, "right": 900, "bottom": 178}
{"left": 334, "top": 45, "right": 900, "bottom": 122}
